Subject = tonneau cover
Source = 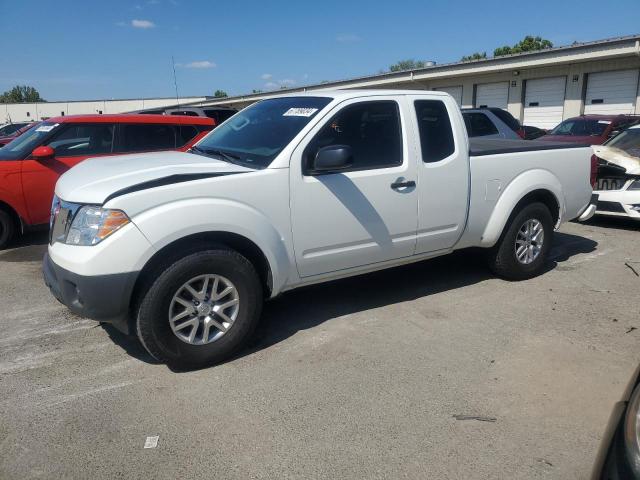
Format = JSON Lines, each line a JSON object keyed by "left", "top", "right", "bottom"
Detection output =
{"left": 469, "top": 138, "right": 590, "bottom": 157}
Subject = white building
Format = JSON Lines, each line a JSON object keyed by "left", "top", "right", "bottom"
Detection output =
{"left": 194, "top": 34, "right": 640, "bottom": 129}
{"left": 1, "top": 96, "right": 209, "bottom": 123}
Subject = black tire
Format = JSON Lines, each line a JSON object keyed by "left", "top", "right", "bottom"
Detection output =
{"left": 487, "top": 202, "right": 553, "bottom": 280}
{"left": 0, "top": 209, "right": 17, "bottom": 250}
{"left": 136, "top": 248, "right": 263, "bottom": 369}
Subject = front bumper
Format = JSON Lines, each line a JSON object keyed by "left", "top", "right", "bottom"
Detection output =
{"left": 43, "top": 252, "right": 138, "bottom": 334}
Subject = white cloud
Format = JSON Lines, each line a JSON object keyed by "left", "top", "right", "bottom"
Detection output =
{"left": 261, "top": 73, "right": 272, "bottom": 80}
{"left": 132, "top": 19, "right": 155, "bottom": 29}
{"left": 134, "top": 4, "right": 143, "bottom": 10}
{"left": 336, "top": 33, "right": 361, "bottom": 43}
{"left": 264, "top": 82, "right": 279, "bottom": 90}
{"left": 279, "top": 78, "right": 296, "bottom": 86}
{"left": 184, "top": 60, "right": 216, "bottom": 69}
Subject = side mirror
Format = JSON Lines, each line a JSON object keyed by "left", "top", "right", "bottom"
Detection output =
{"left": 312, "top": 145, "right": 353, "bottom": 173}
{"left": 31, "top": 145, "right": 54, "bottom": 160}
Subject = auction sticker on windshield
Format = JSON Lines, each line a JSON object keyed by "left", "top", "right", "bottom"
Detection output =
{"left": 283, "top": 108, "right": 318, "bottom": 117}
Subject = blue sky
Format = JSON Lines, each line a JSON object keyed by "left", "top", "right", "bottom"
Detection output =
{"left": 1, "top": 0, "right": 639, "bottom": 101}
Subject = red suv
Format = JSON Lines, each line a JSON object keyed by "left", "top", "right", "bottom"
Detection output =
{"left": 540, "top": 114, "right": 640, "bottom": 145}
{"left": 0, "top": 114, "right": 214, "bottom": 248}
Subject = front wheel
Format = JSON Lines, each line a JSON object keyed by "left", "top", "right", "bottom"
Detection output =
{"left": 0, "top": 209, "right": 17, "bottom": 250}
{"left": 487, "top": 202, "right": 554, "bottom": 280}
{"left": 136, "top": 248, "right": 263, "bottom": 369}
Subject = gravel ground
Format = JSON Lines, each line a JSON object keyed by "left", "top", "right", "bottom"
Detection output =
{"left": 1, "top": 217, "right": 639, "bottom": 479}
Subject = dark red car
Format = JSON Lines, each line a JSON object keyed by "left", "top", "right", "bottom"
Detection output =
{"left": 0, "top": 122, "right": 37, "bottom": 147}
{"left": 0, "top": 114, "right": 214, "bottom": 248}
{"left": 540, "top": 114, "right": 640, "bottom": 145}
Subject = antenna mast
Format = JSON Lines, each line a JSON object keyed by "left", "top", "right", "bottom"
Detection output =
{"left": 172, "top": 56, "right": 180, "bottom": 105}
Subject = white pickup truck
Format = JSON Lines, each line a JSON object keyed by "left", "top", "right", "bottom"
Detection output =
{"left": 43, "top": 90, "right": 597, "bottom": 368}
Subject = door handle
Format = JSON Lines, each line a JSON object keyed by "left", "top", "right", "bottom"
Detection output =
{"left": 390, "top": 180, "right": 416, "bottom": 190}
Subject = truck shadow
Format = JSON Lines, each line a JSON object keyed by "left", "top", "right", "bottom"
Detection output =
{"left": 242, "top": 231, "right": 597, "bottom": 362}
{"left": 101, "top": 231, "right": 597, "bottom": 370}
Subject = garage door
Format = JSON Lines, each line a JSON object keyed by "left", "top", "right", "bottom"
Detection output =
{"left": 434, "top": 86, "right": 462, "bottom": 106}
{"left": 584, "top": 69, "right": 639, "bottom": 115}
{"left": 475, "top": 82, "right": 509, "bottom": 109}
{"left": 523, "top": 76, "right": 566, "bottom": 129}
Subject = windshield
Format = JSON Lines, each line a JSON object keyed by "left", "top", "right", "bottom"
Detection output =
{"left": 0, "top": 123, "right": 29, "bottom": 137}
{"left": 0, "top": 122, "right": 58, "bottom": 160}
{"left": 606, "top": 127, "right": 640, "bottom": 157}
{"left": 549, "top": 118, "right": 609, "bottom": 136}
{"left": 194, "top": 96, "right": 332, "bottom": 168}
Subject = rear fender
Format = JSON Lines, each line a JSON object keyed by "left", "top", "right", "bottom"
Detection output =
{"left": 480, "top": 169, "right": 564, "bottom": 247}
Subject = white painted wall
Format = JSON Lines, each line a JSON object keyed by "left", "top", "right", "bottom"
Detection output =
{"left": 1, "top": 97, "right": 207, "bottom": 122}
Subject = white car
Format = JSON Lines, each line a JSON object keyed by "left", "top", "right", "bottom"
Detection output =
{"left": 593, "top": 124, "right": 640, "bottom": 220}
{"left": 43, "top": 90, "right": 596, "bottom": 368}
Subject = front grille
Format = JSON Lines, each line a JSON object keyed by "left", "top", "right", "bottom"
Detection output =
{"left": 597, "top": 200, "right": 626, "bottom": 213}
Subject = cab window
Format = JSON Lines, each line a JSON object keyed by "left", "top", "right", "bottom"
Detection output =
{"left": 304, "top": 100, "right": 403, "bottom": 173}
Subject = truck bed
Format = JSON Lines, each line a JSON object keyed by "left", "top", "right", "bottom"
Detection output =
{"left": 469, "top": 138, "right": 591, "bottom": 157}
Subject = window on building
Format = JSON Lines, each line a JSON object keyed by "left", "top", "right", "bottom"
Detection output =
{"left": 414, "top": 100, "right": 455, "bottom": 162}
{"left": 304, "top": 100, "right": 403, "bottom": 173}
{"left": 463, "top": 112, "right": 499, "bottom": 137}
{"left": 46, "top": 124, "right": 115, "bottom": 156}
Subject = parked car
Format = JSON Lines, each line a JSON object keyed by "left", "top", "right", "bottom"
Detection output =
{"left": 591, "top": 362, "right": 640, "bottom": 479}
{"left": 461, "top": 108, "right": 521, "bottom": 139}
{"left": 164, "top": 106, "right": 238, "bottom": 125}
{"left": 0, "top": 122, "right": 31, "bottom": 137}
{"left": 522, "top": 125, "right": 548, "bottom": 140}
{"left": 0, "top": 122, "right": 36, "bottom": 146}
{"left": 0, "top": 114, "right": 214, "bottom": 248}
{"left": 593, "top": 124, "right": 640, "bottom": 220}
{"left": 133, "top": 106, "right": 238, "bottom": 125}
{"left": 540, "top": 115, "right": 640, "bottom": 145}
{"left": 44, "top": 90, "right": 595, "bottom": 368}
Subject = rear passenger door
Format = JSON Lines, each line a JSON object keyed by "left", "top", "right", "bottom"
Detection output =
{"left": 412, "top": 97, "right": 470, "bottom": 254}
{"left": 290, "top": 97, "right": 418, "bottom": 277}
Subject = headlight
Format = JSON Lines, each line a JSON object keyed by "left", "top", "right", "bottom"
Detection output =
{"left": 65, "top": 206, "right": 130, "bottom": 246}
{"left": 625, "top": 382, "right": 640, "bottom": 476}
{"left": 629, "top": 180, "right": 640, "bottom": 190}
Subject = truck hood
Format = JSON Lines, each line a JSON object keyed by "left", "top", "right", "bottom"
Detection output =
{"left": 593, "top": 145, "right": 640, "bottom": 174}
{"left": 55, "top": 151, "right": 254, "bottom": 204}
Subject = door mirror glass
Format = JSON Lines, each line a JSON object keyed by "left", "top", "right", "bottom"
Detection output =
{"left": 312, "top": 145, "right": 353, "bottom": 173}
{"left": 31, "top": 145, "right": 55, "bottom": 160}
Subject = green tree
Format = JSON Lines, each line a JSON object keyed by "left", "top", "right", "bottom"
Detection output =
{"left": 494, "top": 36, "right": 553, "bottom": 57}
{"left": 0, "top": 85, "right": 45, "bottom": 103}
{"left": 389, "top": 59, "right": 426, "bottom": 72}
{"left": 460, "top": 52, "right": 487, "bottom": 62}
{"left": 213, "top": 89, "right": 228, "bottom": 98}
{"left": 251, "top": 89, "right": 263, "bottom": 94}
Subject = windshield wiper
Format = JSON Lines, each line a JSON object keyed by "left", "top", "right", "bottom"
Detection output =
{"left": 190, "top": 146, "right": 241, "bottom": 164}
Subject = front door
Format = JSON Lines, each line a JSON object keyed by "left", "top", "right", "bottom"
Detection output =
{"left": 290, "top": 97, "right": 418, "bottom": 278}
{"left": 21, "top": 123, "right": 115, "bottom": 224}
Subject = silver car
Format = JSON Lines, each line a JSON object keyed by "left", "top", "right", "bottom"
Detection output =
{"left": 462, "top": 108, "right": 521, "bottom": 140}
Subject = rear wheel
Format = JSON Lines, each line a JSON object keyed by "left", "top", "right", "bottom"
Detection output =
{"left": 0, "top": 209, "right": 17, "bottom": 250}
{"left": 136, "top": 248, "right": 263, "bottom": 369}
{"left": 487, "top": 202, "right": 553, "bottom": 280}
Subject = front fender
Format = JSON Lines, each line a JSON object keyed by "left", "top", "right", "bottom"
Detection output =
{"left": 480, "top": 169, "right": 564, "bottom": 247}
{"left": 131, "top": 198, "right": 292, "bottom": 296}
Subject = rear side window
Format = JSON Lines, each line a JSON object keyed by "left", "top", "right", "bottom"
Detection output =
{"left": 414, "top": 100, "right": 455, "bottom": 162}
{"left": 46, "top": 124, "right": 114, "bottom": 156}
{"left": 170, "top": 110, "right": 199, "bottom": 117}
{"left": 117, "top": 124, "right": 176, "bottom": 152}
{"left": 176, "top": 125, "right": 200, "bottom": 147}
{"left": 304, "top": 100, "right": 403, "bottom": 173}
{"left": 463, "top": 113, "right": 499, "bottom": 137}
{"left": 489, "top": 108, "right": 520, "bottom": 132}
